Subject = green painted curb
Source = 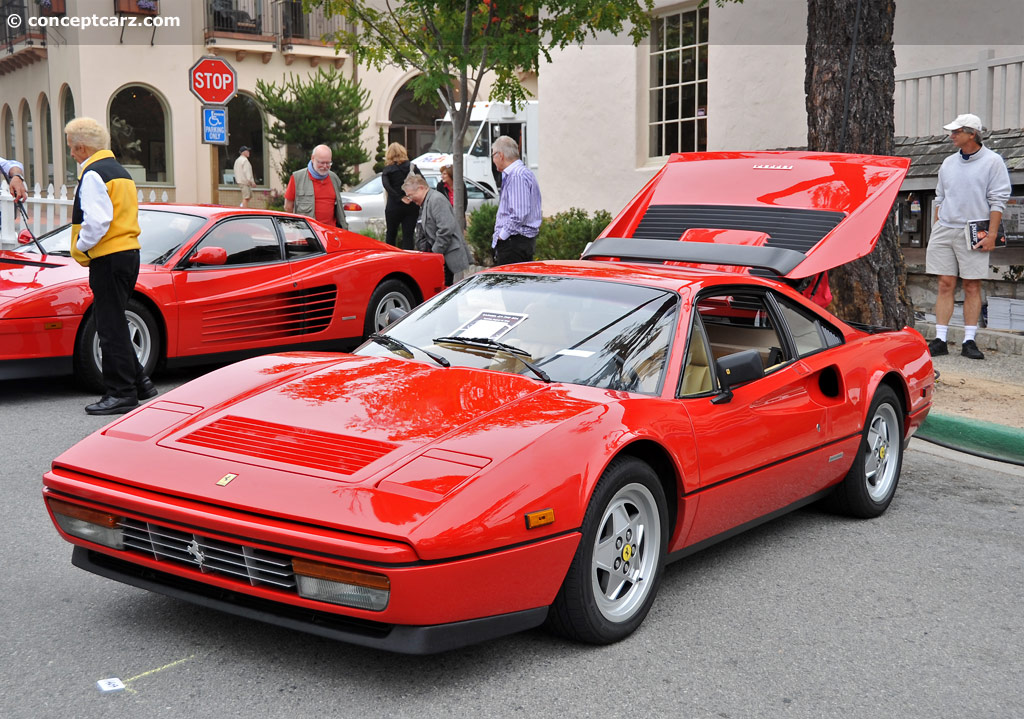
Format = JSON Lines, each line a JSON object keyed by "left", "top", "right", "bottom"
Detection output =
{"left": 917, "top": 412, "right": 1024, "bottom": 465}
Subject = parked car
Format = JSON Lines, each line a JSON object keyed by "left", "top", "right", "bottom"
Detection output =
{"left": 1, "top": 205, "right": 445, "bottom": 391}
{"left": 341, "top": 171, "right": 497, "bottom": 233}
{"left": 42, "top": 152, "right": 933, "bottom": 654}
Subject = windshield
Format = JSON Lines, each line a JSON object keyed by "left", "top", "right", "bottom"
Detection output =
{"left": 13, "top": 209, "right": 207, "bottom": 265}
{"left": 429, "top": 121, "right": 483, "bottom": 155}
{"left": 357, "top": 273, "right": 679, "bottom": 394}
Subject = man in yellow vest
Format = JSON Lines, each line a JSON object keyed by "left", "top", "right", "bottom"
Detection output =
{"left": 66, "top": 117, "right": 157, "bottom": 415}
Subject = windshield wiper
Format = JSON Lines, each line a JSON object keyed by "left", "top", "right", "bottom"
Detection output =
{"left": 369, "top": 333, "right": 450, "bottom": 368}
{"left": 433, "top": 336, "right": 551, "bottom": 382}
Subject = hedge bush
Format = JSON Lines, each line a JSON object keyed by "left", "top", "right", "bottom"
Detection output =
{"left": 464, "top": 204, "right": 611, "bottom": 265}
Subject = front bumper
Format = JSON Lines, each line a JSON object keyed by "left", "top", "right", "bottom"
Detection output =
{"left": 74, "top": 547, "right": 550, "bottom": 654}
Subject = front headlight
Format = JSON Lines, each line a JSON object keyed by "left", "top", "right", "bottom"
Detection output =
{"left": 292, "top": 558, "right": 390, "bottom": 611}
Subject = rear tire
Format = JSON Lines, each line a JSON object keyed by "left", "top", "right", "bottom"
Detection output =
{"left": 363, "top": 279, "right": 415, "bottom": 336}
{"left": 547, "top": 456, "right": 667, "bottom": 644}
{"left": 831, "top": 385, "right": 904, "bottom": 518}
{"left": 74, "top": 298, "right": 160, "bottom": 394}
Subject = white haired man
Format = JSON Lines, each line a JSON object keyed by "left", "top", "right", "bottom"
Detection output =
{"left": 490, "top": 135, "right": 541, "bottom": 265}
{"left": 284, "top": 144, "right": 348, "bottom": 229}
{"left": 66, "top": 117, "right": 156, "bottom": 414}
{"left": 927, "top": 113, "right": 1011, "bottom": 360}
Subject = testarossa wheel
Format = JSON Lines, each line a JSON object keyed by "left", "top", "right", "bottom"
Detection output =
{"left": 547, "top": 456, "right": 668, "bottom": 644}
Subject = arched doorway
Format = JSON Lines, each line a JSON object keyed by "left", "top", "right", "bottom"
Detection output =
{"left": 388, "top": 82, "right": 445, "bottom": 159}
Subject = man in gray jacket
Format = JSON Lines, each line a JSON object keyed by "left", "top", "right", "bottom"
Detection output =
{"left": 402, "top": 173, "right": 471, "bottom": 286}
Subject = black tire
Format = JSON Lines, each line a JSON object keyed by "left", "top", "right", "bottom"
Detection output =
{"left": 74, "top": 298, "right": 161, "bottom": 394}
{"left": 831, "top": 385, "right": 904, "bottom": 518}
{"left": 547, "top": 456, "right": 668, "bottom": 644}
{"left": 363, "top": 279, "right": 415, "bottom": 336}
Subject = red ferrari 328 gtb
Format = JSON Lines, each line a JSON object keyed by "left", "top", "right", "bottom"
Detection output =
{"left": 42, "top": 153, "right": 933, "bottom": 653}
{"left": 1, "top": 205, "right": 445, "bottom": 390}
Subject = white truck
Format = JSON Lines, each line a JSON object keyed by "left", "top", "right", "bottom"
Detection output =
{"left": 412, "top": 100, "right": 538, "bottom": 195}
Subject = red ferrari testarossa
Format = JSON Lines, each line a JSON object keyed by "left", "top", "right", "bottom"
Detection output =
{"left": 1, "top": 205, "right": 445, "bottom": 390}
{"left": 43, "top": 153, "right": 933, "bottom": 653}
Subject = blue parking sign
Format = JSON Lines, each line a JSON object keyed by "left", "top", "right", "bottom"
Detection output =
{"left": 202, "top": 107, "right": 228, "bottom": 145}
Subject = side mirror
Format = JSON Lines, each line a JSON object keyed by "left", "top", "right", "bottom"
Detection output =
{"left": 189, "top": 246, "right": 228, "bottom": 266}
{"left": 711, "top": 349, "right": 764, "bottom": 405}
{"left": 17, "top": 229, "right": 33, "bottom": 245}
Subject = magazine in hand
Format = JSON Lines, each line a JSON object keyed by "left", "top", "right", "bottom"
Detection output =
{"left": 965, "top": 219, "right": 1006, "bottom": 249}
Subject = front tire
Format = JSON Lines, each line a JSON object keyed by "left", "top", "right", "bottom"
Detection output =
{"left": 74, "top": 298, "right": 160, "bottom": 394}
{"left": 547, "top": 457, "right": 668, "bottom": 644}
{"left": 832, "top": 385, "right": 904, "bottom": 518}
{"left": 363, "top": 279, "right": 415, "bottom": 336}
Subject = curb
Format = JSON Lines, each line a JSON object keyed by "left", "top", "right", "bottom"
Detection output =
{"left": 916, "top": 411, "right": 1024, "bottom": 467}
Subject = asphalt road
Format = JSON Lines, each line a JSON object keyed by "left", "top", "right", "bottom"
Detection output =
{"left": 2, "top": 370, "right": 1022, "bottom": 719}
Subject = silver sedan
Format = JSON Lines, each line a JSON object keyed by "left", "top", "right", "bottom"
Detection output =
{"left": 341, "top": 171, "right": 496, "bottom": 234}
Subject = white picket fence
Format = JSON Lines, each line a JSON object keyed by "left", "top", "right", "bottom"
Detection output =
{"left": 0, "top": 181, "right": 170, "bottom": 248}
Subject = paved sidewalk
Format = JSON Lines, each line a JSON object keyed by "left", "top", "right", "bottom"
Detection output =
{"left": 913, "top": 321, "right": 1024, "bottom": 466}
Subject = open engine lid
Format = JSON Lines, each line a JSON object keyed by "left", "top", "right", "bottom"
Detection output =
{"left": 598, "top": 151, "right": 910, "bottom": 279}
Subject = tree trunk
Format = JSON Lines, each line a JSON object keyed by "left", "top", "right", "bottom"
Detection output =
{"left": 805, "top": 0, "right": 912, "bottom": 329}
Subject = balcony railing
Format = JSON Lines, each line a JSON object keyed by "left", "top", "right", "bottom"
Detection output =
{"left": 896, "top": 51, "right": 1024, "bottom": 137}
{"left": 279, "top": 0, "right": 346, "bottom": 43}
{"left": 207, "top": 0, "right": 270, "bottom": 37}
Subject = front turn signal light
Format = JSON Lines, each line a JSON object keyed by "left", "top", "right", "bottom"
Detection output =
{"left": 47, "top": 498, "right": 125, "bottom": 550}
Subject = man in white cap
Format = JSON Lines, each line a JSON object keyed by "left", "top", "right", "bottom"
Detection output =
{"left": 927, "top": 113, "right": 1011, "bottom": 360}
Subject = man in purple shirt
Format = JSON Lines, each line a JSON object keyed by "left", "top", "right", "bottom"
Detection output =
{"left": 491, "top": 135, "right": 542, "bottom": 265}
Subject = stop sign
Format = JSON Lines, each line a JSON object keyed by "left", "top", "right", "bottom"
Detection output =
{"left": 189, "top": 56, "right": 237, "bottom": 105}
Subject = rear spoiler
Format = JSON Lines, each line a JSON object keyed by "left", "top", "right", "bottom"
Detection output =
{"left": 581, "top": 237, "right": 805, "bottom": 276}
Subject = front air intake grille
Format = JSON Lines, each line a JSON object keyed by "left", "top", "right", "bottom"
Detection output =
{"left": 633, "top": 204, "right": 845, "bottom": 254}
{"left": 178, "top": 415, "right": 399, "bottom": 475}
{"left": 120, "top": 518, "right": 296, "bottom": 590}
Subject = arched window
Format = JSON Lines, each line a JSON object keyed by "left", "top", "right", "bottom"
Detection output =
{"left": 108, "top": 85, "right": 170, "bottom": 184}
{"left": 61, "top": 87, "right": 76, "bottom": 186}
{"left": 388, "top": 81, "right": 445, "bottom": 159}
{"left": 218, "top": 93, "right": 266, "bottom": 187}
{"left": 40, "top": 95, "right": 54, "bottom": 187}
{"left": 19, "top": 101, "right": 34, "bottom": 189}
{"left": 2, "top": 106, "right": 13, "bottom": 160}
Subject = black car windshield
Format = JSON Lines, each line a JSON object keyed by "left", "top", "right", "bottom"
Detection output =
{"left": 357, "top": 273, "right": 679, "bottom": 394}
{"left": 12, "top": 209, "right": 207, "bottom": 266}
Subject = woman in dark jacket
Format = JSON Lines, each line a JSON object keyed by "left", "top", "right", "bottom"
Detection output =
{"left": 435, "top": 164, "right": 467, "bottom": 211}
{"left": 381, "top": 143, "right": 420, "bottom": 250}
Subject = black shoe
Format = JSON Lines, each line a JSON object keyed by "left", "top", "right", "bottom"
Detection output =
{"left": 137, "top": 376, "right": 158, "bottom": 400}
{"left": 85, "top": 395, "right": 139, "bottom": 415}
{"left": 961, "top": 340, "right": 984, "bottom": 360}
{"left": 928, "top": 338, "right": 949, "bottom": 356}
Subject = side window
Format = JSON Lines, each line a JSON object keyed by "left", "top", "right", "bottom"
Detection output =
{"left": 192, "top": 217, "right": 281, "bottom": 266}
{"left": 775, "top": 297, "right": 828, "bottom": 357}
{"left": 278, "top": 217, "right": 322, "bottom": 259}
{"left": 679, "top": 315, "right": 714, "bottom": 396}
{"left": 697, "top": 292, "right": 789, "bottom": 373}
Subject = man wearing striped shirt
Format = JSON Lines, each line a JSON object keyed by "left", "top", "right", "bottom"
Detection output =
{"left": 491, "top": 136, "right": 542, "bottom": 265}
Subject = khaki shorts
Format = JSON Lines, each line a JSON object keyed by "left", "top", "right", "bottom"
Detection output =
{"left": 240, "top": 185, "right": 253, "bottom": 199}
{"left": 925, "top": 223, "right": 990, "bottom": 280}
